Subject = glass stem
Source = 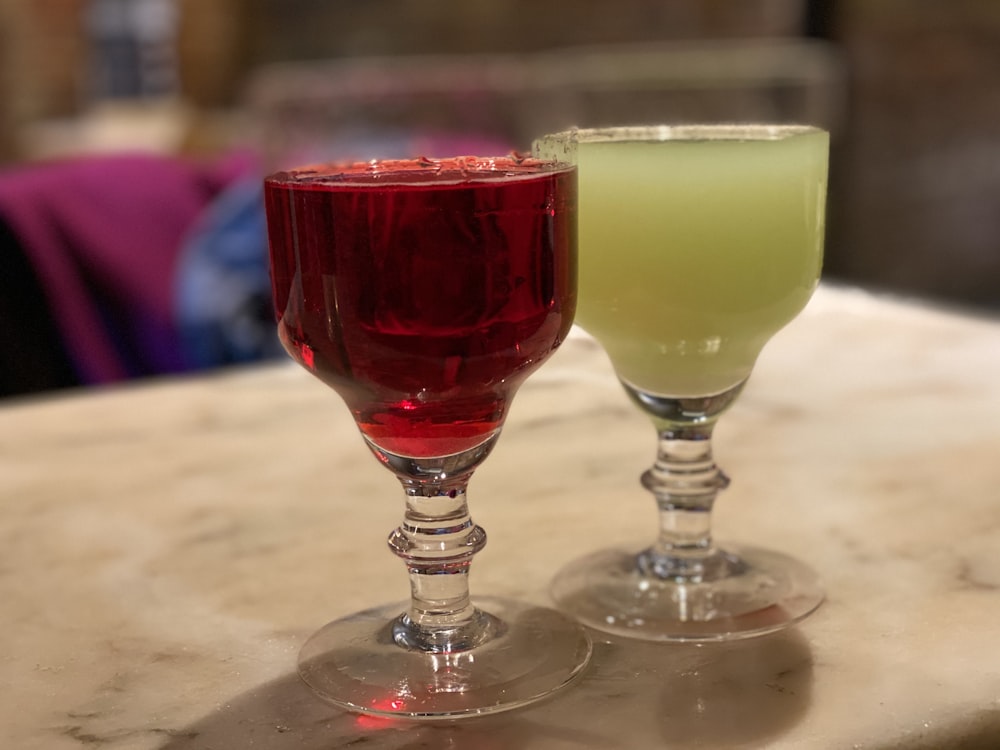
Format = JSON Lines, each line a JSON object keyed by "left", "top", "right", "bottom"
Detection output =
{"left": 386, "top": 478, "right": 497, "bottom": 653}
{"left": 622, "top": 380, "right": 747, "bottom": 583}
{"left": 638, "top": 425, "right": 732, "bottom": 581}
{"left": 365, "top": 435, "right": 502, "bottom": 653}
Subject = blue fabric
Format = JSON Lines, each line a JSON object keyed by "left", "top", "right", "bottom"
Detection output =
{"left": 174, "top": 177, "right": 283, "bottom": 369}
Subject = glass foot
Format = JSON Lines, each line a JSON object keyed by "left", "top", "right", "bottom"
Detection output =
{"left": 551, "top": 544, "right": 823, "bottom": 642}
{"left": 298, "top": 596, "right": 592, "bottom": 719}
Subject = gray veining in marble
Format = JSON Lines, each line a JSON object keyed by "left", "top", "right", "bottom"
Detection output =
{"left": 2, "top": 285, "right": 1000, "bottom": 749}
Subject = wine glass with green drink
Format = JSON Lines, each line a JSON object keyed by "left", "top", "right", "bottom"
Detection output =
{"left": 534, "top": 125, "right": 829, "bottom": 640}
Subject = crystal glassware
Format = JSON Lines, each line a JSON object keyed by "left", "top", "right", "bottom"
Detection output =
{"left": 263, "top": 156, "right": 591, "bottom": 717}
{"left": 534, "top": 125, "right": 828, "bottom": 641}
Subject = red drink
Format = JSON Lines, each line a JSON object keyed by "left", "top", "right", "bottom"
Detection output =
{"left": 264, "top": 157, "right": 577, "bottom": 458}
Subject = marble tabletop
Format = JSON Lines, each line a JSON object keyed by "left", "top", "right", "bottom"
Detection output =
{"left": 3, "top": 284, "right": 1000, "bottom": 749}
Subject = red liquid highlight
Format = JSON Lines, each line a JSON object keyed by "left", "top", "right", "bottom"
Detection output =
{"left": 264, "top": 157, "right": 577, "bottom": 458}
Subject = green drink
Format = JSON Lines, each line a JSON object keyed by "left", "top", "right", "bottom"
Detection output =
{"left": 536, "top": 125, "right": 828, "bottom": 397}
{"left": 532, "top": 125, "right": 829, "bottom": 642}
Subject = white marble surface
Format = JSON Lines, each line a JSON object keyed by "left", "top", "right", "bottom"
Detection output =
{"left": 3, "top": 284, "right": 1000, "bottom": 749}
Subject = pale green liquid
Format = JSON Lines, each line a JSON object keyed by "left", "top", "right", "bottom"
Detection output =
{"left": 538, "top": 128, "right": 828, "bottom": 396}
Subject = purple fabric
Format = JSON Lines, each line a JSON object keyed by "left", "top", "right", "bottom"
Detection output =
{"left": 0, "top": 151, "right": 255, "bottom": 384}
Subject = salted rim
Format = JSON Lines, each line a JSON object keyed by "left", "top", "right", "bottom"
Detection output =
{"left": 535, "top": 124, "right": 826, "bottom": 146}
{"left": 265, "top": 155, "right": 575, "bottom": 188}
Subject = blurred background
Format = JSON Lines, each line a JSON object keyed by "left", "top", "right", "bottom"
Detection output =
{"left": 0, "top": 0, "right": 998, "bottom": 398}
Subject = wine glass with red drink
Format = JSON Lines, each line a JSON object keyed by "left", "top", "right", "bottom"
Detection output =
{"left": 263, "top": 155, "right": 591, "bottom": 718}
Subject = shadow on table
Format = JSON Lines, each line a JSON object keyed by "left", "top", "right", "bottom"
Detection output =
{"left": 159, "top": 628, "right": 814, "bottom": 749}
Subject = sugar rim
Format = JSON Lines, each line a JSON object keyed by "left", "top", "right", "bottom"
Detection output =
{"left": 265, "top": 154, "right": 575, "bottom": 188}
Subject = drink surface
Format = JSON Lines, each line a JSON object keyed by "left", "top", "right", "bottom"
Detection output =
{"left": 264, "top": 157, "right": 577, "bottom": 458}
{"left": 535, "top": 126, "right": 828, "bottom": 397}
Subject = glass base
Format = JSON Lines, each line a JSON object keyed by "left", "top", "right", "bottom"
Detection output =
{"left": 551, "top": 544, "right": 823, "bottom": 642}
{"left": 298, "top": 596, "right": 592, "bottom": 719}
